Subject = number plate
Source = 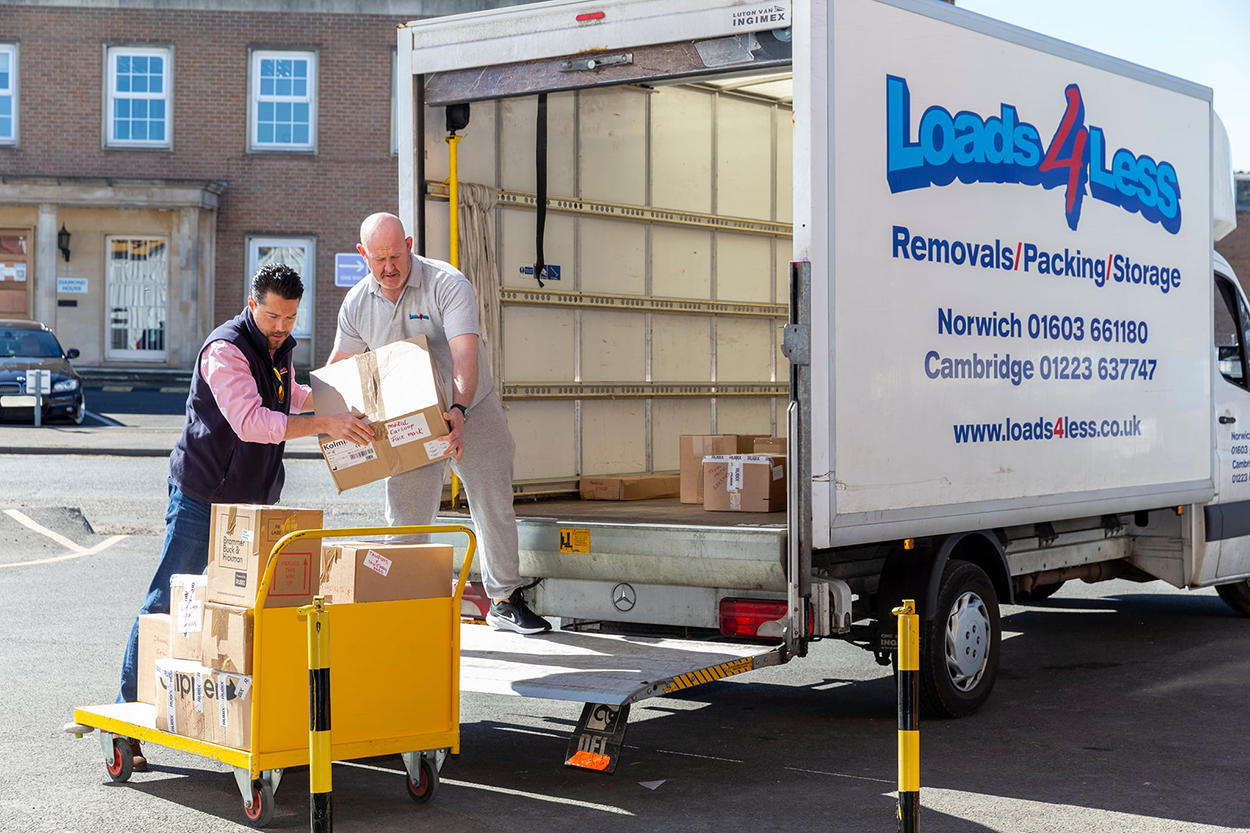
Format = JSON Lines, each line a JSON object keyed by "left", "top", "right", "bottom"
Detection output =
{"left": 0, "top": 395, "right": 36, "bottom": 407}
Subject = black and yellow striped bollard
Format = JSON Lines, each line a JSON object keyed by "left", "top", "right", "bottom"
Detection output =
{"left": 298, "top": 595, "right": 333, "bottom": 833}
{"left": 893, "top": 599, "right": 919, "bottom": 833}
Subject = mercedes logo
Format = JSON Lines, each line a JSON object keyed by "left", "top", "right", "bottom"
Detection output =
{"left": 611, "top": 582, "right": 636, "bottom": 612}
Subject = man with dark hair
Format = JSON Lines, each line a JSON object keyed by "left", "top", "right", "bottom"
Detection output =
{"left": 114, "top": 263, "right": 371, "bottom": 769}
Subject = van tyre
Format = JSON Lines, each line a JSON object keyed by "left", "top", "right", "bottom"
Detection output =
{"left": 1216, "top": 579, "right": 1250, "bottom": 616}
{"left": 920, "top": 560, "right": 1001, "bottom": 718}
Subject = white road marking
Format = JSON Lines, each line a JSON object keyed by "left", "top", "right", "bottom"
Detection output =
{"left": 85, "top": 410, "right": 124, "bottom": 426}
{"left": 657, "top": 748, "right": 743, "bottom": 763}
{"left": 336, "top": 761, "right": 635, "bottom": 815}
{"left": 786, "top": 765, "right": 894, "bottom": 784}
{"left": 1, "top": 508, "right": 128, "bottom": 567}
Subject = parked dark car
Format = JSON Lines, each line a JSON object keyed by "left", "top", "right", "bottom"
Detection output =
{"left": 0, "top": 320, "right": 85, "bottom": 424}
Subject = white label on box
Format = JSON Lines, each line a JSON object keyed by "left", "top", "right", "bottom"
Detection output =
{"left": 772, "top": 464, "right": 784, "bottom": 481}
{"left": 163, "top": 669, "right": 177, "bottom": 732}
{"left": 363, "top": 549, "right": 392, "bottom": 577}
{"left": 424, "top": 437, "right": 451, "bottom": 459}
{"left": 727, "top": 460, "right": 745, "bottom": 492}
{"left": 193, "top": 672, "right": 204, "bottom": 713}
{"left": 236, "top": 676, "right": 252, "bottom": 700}
{"left": 178, "top": 588, "right": 203, "bottom": 637}
{"left": 218, "top": 675, "right": 229, "bottom": 727}
{"left": 386, "top": 413, "right": 432, "bottom": 446}
{"left": 323, "top": 438, "right": 377, "bottom": 471}
{"left": 240, "top": 528, "right": 254, "bottom": 543}
{"left": 730, "top": 491, "right": 742, "bottom": 511}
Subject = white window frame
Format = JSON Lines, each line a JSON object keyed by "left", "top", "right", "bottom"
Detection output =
{"left": 246, "top": 236, "right": 316, "bottom": 341}
{"left": 249, "top": 49, "right": 318, "bottom": 153}
{"left": 390, "top": 48, "right": 398, "bottom": 156}
{"left": 104, "top": 45, "right": 172, "bottom": 150}
{"left": 0, "top": 43, "right": 18, "bottom": 146}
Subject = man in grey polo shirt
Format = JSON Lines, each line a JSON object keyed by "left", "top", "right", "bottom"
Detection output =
{"left": 328, "top": 212, "right": 550, "bottom": 634}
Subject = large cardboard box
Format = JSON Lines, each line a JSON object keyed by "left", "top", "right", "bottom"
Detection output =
{"left": 679, "top": 435, "right": 765, "bottom": 504}
{"left": 207, "top": 505, "right": 323, "bottom": 609}
{"left": 154, "top": 658, "right": 253, "bottom": 748}
{"left": 169, "top": 574, "right": 206, "bottom": 661}
{"left": 319, "top": 543, "right": 453, "bottom": 604}
{"left": 310, "top": 336, "right": 453, "bottom": 492}
{"left": 579, "top": 473, "right": 680, "bottom": 501}
{"left": 137, "top": 613, "right": 171, "bottom": 706}
{"left": 703, "top": 454, "right": 787, "bottom": 513}
{"left": 753, "top": 436, "right": 787, "bottom": 455}
{"left": 201, "top": 602, "right": 254, "bottom": 675}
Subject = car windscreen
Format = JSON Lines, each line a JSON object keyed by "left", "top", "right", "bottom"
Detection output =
{"left": 0, "top": 329, "right": 62, "bottom": 359}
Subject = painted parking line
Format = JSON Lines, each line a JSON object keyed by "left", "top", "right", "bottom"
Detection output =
{"left": 84, "top": 410, "right": 124, "bottom": 427}
{"left": 1, "top": 508, "right": 128, "bottom": 567}
{"left": 101, "top": 385, "right": 132, "bottom": 392}
{"left": 337, "top": 761, "right": 635, "bottom": 815}
{"left": 159, "top": 386, "right": 189, "bottom": 393}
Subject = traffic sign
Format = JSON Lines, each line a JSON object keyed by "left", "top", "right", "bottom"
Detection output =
{"left": 335, "top": 253, "right": 369, "bottom": 288}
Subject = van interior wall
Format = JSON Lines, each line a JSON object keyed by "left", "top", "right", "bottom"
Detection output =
{"left": 420, "top": 82, "right": 794, "bottom": 483}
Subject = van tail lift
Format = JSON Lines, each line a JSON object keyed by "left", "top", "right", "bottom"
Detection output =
{"left": 459, "top": 624, "right": 783, "bottom": 773}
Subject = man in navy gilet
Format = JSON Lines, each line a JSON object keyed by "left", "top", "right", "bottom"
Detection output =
{"left": 114, "top": 264, "right": 371, "bottom": 770}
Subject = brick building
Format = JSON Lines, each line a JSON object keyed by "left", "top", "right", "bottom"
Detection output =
{"left": 0, "top": 0, "right": 532, "bottom": 369}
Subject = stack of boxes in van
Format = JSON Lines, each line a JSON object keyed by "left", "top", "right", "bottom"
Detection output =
{"left": 147, "top": 505, "right": 323, "bottom": 748}
{"left": 681, "top": 434, "right": 788, "bottom": 513}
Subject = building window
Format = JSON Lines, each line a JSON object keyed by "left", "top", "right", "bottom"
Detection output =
{"left": 0, "top": 44, "right": 17, "bottom": 145}
{"left": 250, "top": 50, "right": 317, "bottom": 151}
{"left": 246, "top": 237, "right": 315, "bottom": 341}
{"left": 106, "top": 46, "right": 171, "bottom": 148}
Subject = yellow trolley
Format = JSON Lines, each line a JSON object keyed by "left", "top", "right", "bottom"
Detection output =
{"left": 68, "top": 524, "right": 476, "bottom": 827}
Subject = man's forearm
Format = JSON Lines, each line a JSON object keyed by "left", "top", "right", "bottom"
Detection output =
{"left": 452, "top": 361, "right": 478, "bottom": 407}
{"left": 284, "top": 413, "right": 365, "bottom": 441}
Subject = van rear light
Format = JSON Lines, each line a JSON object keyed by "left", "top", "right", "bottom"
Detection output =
{"left": 719, "top": 598, "right": 787, "bottom": 640}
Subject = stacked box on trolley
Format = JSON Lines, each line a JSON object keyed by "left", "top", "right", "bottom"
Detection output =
{"left": 155, "top": 657, "right": 254, "bottom": 748}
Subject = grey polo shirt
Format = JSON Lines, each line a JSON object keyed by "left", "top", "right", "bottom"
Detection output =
{"left": 332, "top": 254, "right": 495, "bottom": 407}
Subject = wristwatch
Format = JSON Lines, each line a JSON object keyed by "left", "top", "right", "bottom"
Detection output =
{"left": 449, "top": 403, "right": 468, "bottom": 421}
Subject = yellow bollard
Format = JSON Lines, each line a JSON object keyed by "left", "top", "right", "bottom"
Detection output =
{"left": 893, "top": 599, "right": 919, "bottom": 833}
{"left": 298, "top": 595, "right": 332, "bottom": 833}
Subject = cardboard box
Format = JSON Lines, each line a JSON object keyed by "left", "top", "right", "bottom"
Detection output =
{"left": 319, "top": 543, "right": 453, "bottom": 604}
{"left": 679, "top": 435, "right": 765, "bottom": 504}
{"left": 579, "top": 473, "right": 680, "bottom": 501}
{"left": 207, "top": 504, "right": 323, "bottom": 609}
{"left": 753, "top": 436, "right": 787, "bottom": 455}
{"left": 137, "top": 613, "right": 171, "bottom": 706}
{"left": 155, "top": 658, "right": 254, "bottom": 748}
{"left": 201, "top": 602, "right": 254, "bottom": 675}
{"left": 703, "top": 454, "right": 787, "bottom": 513}
{"left": 310, "top": 336, "right": 453, "bottom": 492}
{"left": 169, "top": 574, "right": 206, "bottom": 662}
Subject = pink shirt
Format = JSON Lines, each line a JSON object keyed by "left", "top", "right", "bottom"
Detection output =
{"left": 200, "top": 341, "right": 311, "bottom": 444}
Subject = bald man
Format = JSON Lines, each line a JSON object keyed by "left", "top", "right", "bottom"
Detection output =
{"left": 328, "top": 213, "right": 550, "bottom": 634}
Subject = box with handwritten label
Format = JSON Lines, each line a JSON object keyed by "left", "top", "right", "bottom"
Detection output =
{"left": 205, "top": 504, "right": 323, "bottom": 609}
{"left": 702, "top": 454, "right": 787, "bottom": 513}
{"left": 309, "top": 335, "right": 453, "bottom": 492}
{"left": 319, "top": 542, "right": 453, "bottom": 604}
{"left": 169, "top": 574, "right": 206, "bottom": 661}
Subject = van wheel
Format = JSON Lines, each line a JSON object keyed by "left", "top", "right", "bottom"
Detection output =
{"left": 920, "top": 560, "right": 1001, "bottom": 718}
{"left": 1216, "top": 580, "right": 1250, "bottom": 616}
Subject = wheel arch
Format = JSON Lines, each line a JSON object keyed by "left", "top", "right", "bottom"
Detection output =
{"left": 925, "top": 532, "right": 1013, "bottom": 618}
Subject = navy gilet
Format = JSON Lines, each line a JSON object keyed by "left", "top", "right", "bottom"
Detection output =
{"left": 169, "top": 308, "right": 295, "bottom": 506}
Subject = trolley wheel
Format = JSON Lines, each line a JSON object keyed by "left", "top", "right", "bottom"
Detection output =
{"left": 406, "top": 755, "right": 440, "bottom": 804}
{"left": 105, "top": 736, "right": 133, "bottom": 783}
{"left": 243, "top": 779, "right": 275, "bottom": 827}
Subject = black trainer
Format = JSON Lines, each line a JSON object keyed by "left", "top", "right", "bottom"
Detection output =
{"left": 486, "top": 588, "right": 552, "bottom": 634}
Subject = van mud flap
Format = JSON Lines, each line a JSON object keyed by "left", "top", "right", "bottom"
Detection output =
{"left": 565, "top": 703, "right": 630, "bottom": 774}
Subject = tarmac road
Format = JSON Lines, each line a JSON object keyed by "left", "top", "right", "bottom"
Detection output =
{"left": 1, "top": 389, "right": 1249, "bottom": 832}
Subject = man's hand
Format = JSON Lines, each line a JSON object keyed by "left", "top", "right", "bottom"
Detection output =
{"left": 285, "top": 411, "right": 372, "bottom": 444}
{"left": 443, "top": 408, "right": 465, "bottom": 461}
{"left": 321, "top": 412, "right": 373, "bottom": 445}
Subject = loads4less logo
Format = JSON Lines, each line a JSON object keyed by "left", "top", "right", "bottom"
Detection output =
{"left": 886, "top": 75, "right": 1182, "bottom": 234}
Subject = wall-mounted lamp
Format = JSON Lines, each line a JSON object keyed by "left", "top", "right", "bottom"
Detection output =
{"left": 57, "top": 224, "right": 71, "bottom": 263}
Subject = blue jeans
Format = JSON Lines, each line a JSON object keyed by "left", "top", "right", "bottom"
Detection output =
{"left": 116, "top": 479, "right": 212, "bottom": 704}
